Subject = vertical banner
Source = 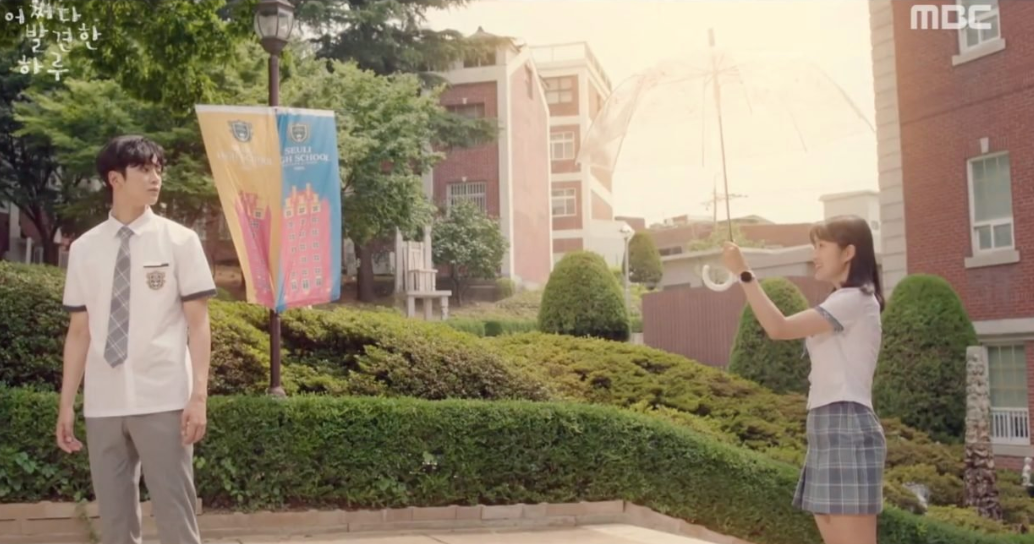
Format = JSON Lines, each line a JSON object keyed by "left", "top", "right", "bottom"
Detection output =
{"left": 194, "top": 105, "right": 342, "bottom": 312}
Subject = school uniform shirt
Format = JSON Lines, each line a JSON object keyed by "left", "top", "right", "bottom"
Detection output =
{"left": 805, "top": 287, "right": 882, "bottom": 411}
{"left": 62, "top": 207, "right": 218, "bottom": 418}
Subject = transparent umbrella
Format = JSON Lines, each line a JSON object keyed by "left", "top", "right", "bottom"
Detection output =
{"left": 578, "top": 29, "right": 875, "bottom": 291}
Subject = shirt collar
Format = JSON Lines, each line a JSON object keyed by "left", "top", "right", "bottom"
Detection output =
{"left": 103, "top": 206, "right": 156, "bottom": 238}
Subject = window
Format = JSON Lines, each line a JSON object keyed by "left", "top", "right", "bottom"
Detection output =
{"left": 316, "top": 277, "right": 324, "bottom": 287}
{"left": 312, "top": 202, "right": 321, "bottom": 213}
{"left": 285, "top": 208, "right": 293, "bottom": 218}
{"left": 987, "top": 345, "right": 1029, "bottom": 445}
{"left": 958, "top": 0, "right": 1001, "bottom": 52}
{"left": 968, "top": 152, "right": 1013, "bottom": 253}
{"left": 544, "top": 77, "right": 574, "bottom": 104}
{"left": 551, "top": 188, "right": 577, "bottom": 217}
{"left": 447, "top": 103, "right": 485, "bottom": 119}
{"left": 447, "top": 181, "right": 488, "bottom": 213}
{"left": 989, "top": 345, "right": 1027, "bottom": 408}
{"left": 298, "top": 205, "right": 307, "bottom": 215}
{"left": 302, "top": 279, "right": 310, "bottom": 290}
{"left": 551, "top": 132, "right": 576, "bottom": 161}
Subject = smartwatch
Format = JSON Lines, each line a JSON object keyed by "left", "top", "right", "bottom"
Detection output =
{"left": 740, "top": 270, "right": 755, "bottom": 283}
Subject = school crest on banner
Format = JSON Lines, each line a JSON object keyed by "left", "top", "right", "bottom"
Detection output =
{"left": 195, "top": 105, "right": 343, "bottom": 313}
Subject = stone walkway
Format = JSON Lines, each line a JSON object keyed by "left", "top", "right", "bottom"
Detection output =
{"left": 206, "top": 524, "right": 722, "bottom": 544}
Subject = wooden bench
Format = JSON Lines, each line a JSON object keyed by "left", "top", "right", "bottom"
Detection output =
{"left": 404, "top": 268, "right": 451, "bottom": 321}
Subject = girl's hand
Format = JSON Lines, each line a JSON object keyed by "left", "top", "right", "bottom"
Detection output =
{"left": 722, "top": 241, "right": 748, "bottom": 275}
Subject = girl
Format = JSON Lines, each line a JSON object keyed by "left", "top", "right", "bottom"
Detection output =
{"left": 721, "top": 215, "right": 886, "bottom": 544}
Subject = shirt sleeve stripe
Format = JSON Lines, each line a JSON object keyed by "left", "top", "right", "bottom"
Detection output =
{"left": 63, "top": 305, "right": 87, "bottom": 313}
{"left": 815, "top": 305, "right": 844, "bottom": 333}
{"left": 181, "top": 289, "right": 219, "bottom": 302}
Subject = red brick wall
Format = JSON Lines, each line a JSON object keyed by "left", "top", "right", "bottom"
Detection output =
{"left": 434, "top": 82, "right": 501, "bottom": 217}
{"left": 643, "top": 276, "right": 833, "bottom": 367}
{"left": 509, "top": 62, "right": 552, "bottom": 285}
{"left": 550, "top": 125, "right": 580, "bottom": 174}
{"left": 553, "top": 237, "right": 583, "bottom": 253}
{"left": 552, "top": 181, "right": 581, "bottom": 231}
{"left": 893, "top": 0, "right": 1034, "bottom": 322}
{"left": 591, "top": 190, "right": 612, "bottom": 221}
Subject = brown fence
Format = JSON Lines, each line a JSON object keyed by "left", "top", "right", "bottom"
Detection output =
{"left": 642, "top": 277, "right": 833, "bottom": 368}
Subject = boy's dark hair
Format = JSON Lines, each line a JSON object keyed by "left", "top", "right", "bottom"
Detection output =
{"left": 95, "top": 135, "right": 166, "bottom": 203}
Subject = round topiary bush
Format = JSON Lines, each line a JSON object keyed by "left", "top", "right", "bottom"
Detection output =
{"left": 538, "top": 251, "right": 630, "bottom": 341}
{"left": 874, "top": 274, "right": 976, "bottom": 443}
{"left": 628, "top": 231, "right": 663, "bottom": 287}
{"left": 728, "top": 277, "right": 812, "bottom": 395}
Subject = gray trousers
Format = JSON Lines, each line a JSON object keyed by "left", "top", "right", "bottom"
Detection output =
{"left": 85, "top": 410, "right": 201, "bottom": 544}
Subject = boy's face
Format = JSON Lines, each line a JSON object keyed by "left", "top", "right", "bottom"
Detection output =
{"left": 112, "top": 156, "right": 162, "bottom": 207}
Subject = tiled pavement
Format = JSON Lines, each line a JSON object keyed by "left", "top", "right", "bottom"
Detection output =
{"left": 204, "top": 524, "right": 723, "bottom": 544}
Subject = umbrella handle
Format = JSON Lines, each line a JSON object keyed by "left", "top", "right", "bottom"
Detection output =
{"left": 701, "top": 264, "right": 738, "bottom": 292}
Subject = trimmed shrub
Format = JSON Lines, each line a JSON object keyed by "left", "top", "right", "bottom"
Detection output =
{"left": 278, "top": 307, "right": 552, "bottom": 401}
{"left": 496, "top": 277, "right": 516, "bottom": 299}
{"left": 538, "top": 251, "right": 630, "bottom": 341}
{"left": 628, "top": 231, "right": 663, "bottom": 287}
{"left": 444, "top": 318, "right": 538, "bottom": 338}
{"left": 728, "top": 278, "right": 812, "bottom": 395}
{"left": 875, "top": 274, "right": 976, "bottom": 443}
{"left": 0, "top": 261, "right": 68, "bottom": 390}
{"left": 3, "top": 387, "right": 1033, "bottom": 544}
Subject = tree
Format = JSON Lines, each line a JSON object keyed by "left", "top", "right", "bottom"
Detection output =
{"left": 283, "top": 57, "right": 443, "bottom": 302}
{"left": 431, "top": 201, "right": 507, "bottom": 306}
{"left": 728, "top": 277, "right": 811, "bottom": 395}
{"left": 538, "top": 251, "right": 630, "bottom": 342}
{"left": 874, "top": 274, "right": 977, "bottom": 443}
{"left": 628, "top": 231, "right": 662, "bottom": 287}
{"left": 685, "top": 222, "right": 766, "bottom": 252}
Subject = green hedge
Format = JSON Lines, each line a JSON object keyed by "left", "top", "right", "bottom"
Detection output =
{"left": 4, "top": 387, "right": 1030, "bottom": 544}
{"left": 444, "top": 318, "right": 539, "bottom": 337}
{"left": 539, "top": 251, "right": 630, "bottom": 342}
{"left": 728, "top": 278, "right": 812, "bottom": 395}
{"left": 875, "top": 274, "right": 976, "bottom": 443}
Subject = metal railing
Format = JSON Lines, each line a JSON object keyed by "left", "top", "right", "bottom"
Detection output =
{"left": 991, "top": 407, "right": 1030, "bottom": 446}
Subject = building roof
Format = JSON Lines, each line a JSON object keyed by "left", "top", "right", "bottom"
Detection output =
{"left": 649, "top": 222, "right": 815, "bottom": 250}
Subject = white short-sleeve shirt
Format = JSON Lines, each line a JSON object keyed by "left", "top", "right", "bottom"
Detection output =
{"left": 804, "top": 287, "right": 882, "bottom": 411}
{"left": 62, "top": 207, "right": 217, "bottom": 418}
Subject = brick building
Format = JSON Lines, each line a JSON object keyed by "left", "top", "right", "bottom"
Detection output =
{"left": 531, "top": 42, "right": 628, "bottom": 268}
{"left": 870, "top": 0, "right": 1034, "bottom": 467}
{"left": 422, "top": 28, "right": 554, "bottom": 287}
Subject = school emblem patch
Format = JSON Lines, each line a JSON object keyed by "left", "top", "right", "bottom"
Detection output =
{"left": 229, "top": 120, "right": 253, "bottom": 143}
{"left": 289, "top": 122, "right": 310, "bottom": 143}
{"left": 146, "top": 269, "right": 166, "bottom": 291}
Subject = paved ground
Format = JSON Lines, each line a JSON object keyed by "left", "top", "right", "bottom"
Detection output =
{"left": 206, "top": 524, "right": 721, "bottom": 544}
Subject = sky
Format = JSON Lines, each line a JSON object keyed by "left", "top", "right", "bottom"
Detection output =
{"left": 424, "top": 0, "right": 878, "bottom": 225}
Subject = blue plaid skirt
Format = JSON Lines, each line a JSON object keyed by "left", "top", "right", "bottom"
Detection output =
{"left": 792, "top": 401, "right": 887, "bottom": 515}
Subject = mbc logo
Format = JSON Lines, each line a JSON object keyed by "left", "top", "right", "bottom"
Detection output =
{"left": 910, "top": 4, "right": 994, "bottom": 30}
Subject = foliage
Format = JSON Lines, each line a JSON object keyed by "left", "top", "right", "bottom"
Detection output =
{"left": 444, "top": 318, "right": 539, "bottom": 337}
{"left": 496, "top": 278, "right": 516, "bottom": 299}
{"left": 874, "top": 274, "right": 976, "bottom": 443}
{"left": 538, "top": 251, "right": 630, "bottom": 342}
{"left": 432, "top": 201, "right": 508, "bottom": 305}
{"left": 6, "top": 388, "right": 1034, "bottom": 544}
{"left": 4, "top": 262, "right": 1033, "bottom": 532}
{"left": 628, "top": 231, "right": 663, "bottom": 286}
{"left": 685, "top": 222, "right": 766, "bottom": 252}
{"left": 728, "top": 278, "right": 812, "bottom": 395}
{"left": 925, "top": 506, "right": 1012, "bottom": 535}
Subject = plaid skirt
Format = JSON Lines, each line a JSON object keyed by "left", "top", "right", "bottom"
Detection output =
{"left": 792, "top": 401, "right": 886, "bottom": 515}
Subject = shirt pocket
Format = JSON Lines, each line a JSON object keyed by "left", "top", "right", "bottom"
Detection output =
{"left": 138, "top": 261, "right": 178, "bottom": 302}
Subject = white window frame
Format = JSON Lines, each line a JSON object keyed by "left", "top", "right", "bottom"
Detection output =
{"left": 550, "top": 132, "right": 576, "bottom": 161}
{"left": 957, "top": 0, "right": 1001, "bottom": 54}
{"left": 967, "top": 151, "right": 1014, "bottom": 255}
{"left": 551, "top": 188, "right": 577, "bottom": 218}
{"left": 447, "top": 181, "right": 488, "bottom": 214}
{"left": 986, "top": 344, "right": 1030, "bottom": 446}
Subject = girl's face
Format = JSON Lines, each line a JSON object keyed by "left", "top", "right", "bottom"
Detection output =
{"left": 812, "top": 237, "right": 854, "bottom": 285}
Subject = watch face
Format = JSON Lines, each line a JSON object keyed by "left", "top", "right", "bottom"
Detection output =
{"left": 740, "top": 271, "right": 753, "bottom": 282}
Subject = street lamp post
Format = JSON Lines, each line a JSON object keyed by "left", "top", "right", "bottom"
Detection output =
{"left": 620, "top": 224, "right": 634, "bottom": 313}
{"left": 254, "top": 0, "right": 295, "bottom": 397}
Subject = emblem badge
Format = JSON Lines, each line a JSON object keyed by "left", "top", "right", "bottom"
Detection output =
{"left": 146, "top": 269, "right": 166, "bottom": 291}
{"left": 229, "top": 120, "right": 253, "bottom": 142}
{"left": 289, "top": 122, "right": 310, "bottom": 143}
